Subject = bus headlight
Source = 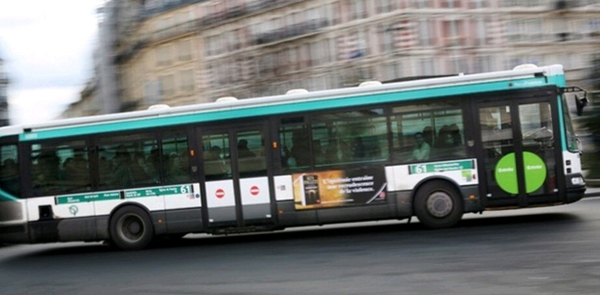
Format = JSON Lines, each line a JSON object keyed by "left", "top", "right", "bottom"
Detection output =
{"left": 571, "top": 177, "right": 584, "bottom": 185}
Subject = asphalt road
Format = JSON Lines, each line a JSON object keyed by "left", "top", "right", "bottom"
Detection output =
{"left": 2, "top": 197, "right": 600, "bottom": 295}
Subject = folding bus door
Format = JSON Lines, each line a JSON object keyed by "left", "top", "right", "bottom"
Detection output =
{"left": 475, "top": 95, "right": 560, "bottom": 206}
{"left": 199, "top": 124, "right": 273, "bottom": 228}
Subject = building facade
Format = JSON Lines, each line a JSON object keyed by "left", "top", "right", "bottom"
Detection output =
{"left": 66, "top": 0, "right": 600, "bottom": 118}
{"left": 0, "top": 58, "right": 9, "bottom": 126}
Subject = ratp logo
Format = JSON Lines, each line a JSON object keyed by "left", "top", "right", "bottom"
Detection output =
{"left": 69, "top": 205, "right": 79, "bottom": 216}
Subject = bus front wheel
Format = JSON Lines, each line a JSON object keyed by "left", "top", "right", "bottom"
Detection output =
{"left": 413, "top": 180, "right": 463, "bottom": 229}
{"left": 109, "top": 206, "right": 154, "bottom": 250}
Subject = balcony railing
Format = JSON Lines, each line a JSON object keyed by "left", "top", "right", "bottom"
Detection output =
{"left": 254, "top": 19, "right": 329, "bottom": 45}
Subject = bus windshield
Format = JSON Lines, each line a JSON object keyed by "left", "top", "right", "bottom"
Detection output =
{"left": 562, "top": 95, "right": 579, "bottom": 152}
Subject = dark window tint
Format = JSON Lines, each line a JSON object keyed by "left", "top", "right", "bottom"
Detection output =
{"left": 31, "top": 140, "right": 90, "bottom": 195}
{"left": 203, "top": 133, "right": 231, "bottom": 181}
{"left": 391, "top": 102, "right": 465, "bottom": 163}
{"left": 280, "top": 124, "right": 310, "bottom": 171}
{"left": 162, "top": 133, "right": 191, "bottom": 184}
{"left": 312, "top": 109, "right": 389, "bottom": 167}
{"left": 236, "top": 129, "right": 266, "bottom": 178}
{"left": 98, "top": 134, "right": 159, "bottom": 189}
{"left": 0, "top": 144, "right": 20, "bottom": 197}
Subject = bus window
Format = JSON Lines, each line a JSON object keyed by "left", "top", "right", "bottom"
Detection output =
{"left": 391, "top": 102, "right": 465, "bottom": 163}
{"left": 280, "top": 124, "right": 311, "bottom": 171}
{"left": 313, "top": 109, "right": 388, "bottom": 167}
{"left": 162, "top": 133, "right": 191, "bottom": 184}
{"left": 98, "top": 133, "right": 159, "bottom": 189}
{"left": 0, "top": 144, "right": 20, "bottom": 197}
{"left": 237, "top": 130, "right": 266, "bottom": 178}
{"left": 31, "top": 140, "right": 90, "bottom": 195}
{"left": 203, "top": 133, "right": 231, "bottom": 181}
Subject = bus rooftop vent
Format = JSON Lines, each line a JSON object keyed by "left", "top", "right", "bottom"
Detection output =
{"left": 216, "top": 96, "right": 238, "bottom": 102}
{"left": 513, "top": 64, "right": 538, "bottom": 70}
{"left": 148, "top": 104, "right": 170, "bottom": 110}
{"left": 358, "top": 81, "right": 382, "bottom": 87}
{"left": 286, "top": 89, "right": 309, "bottom": 95}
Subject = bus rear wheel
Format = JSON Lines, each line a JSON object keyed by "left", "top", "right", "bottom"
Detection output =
{"left": 110, "top": 206, "right": 154, "bottom": 250}
{"left": 414, "top": 180, "right": 463, "bottom": 229}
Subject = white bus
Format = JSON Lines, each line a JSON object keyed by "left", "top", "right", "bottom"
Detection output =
{"left": 0, "top": 64, "right": 587, "bottom": 250}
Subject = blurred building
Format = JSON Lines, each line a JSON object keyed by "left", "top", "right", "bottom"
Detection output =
{"left": 0, "top": 57, "right": 9, "bottom": 126}
{"left": 65, "top": 0, "right": 600, "bottom": 118}
{"left": 504, "top": 0, "right": 600, "bottom": 87}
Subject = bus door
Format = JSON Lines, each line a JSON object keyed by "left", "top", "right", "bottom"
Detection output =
{"left": 475, "top": 96, "right": 560, "bottom": 206}
{"left": 199, "top": 124, "right": 273, "bottom": 228}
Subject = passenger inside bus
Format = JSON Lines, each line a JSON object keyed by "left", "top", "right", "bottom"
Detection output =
{"left": 410, "top": 132, "right": 431, "bottom": 161}
{"left": 435, "top": 125, "right": 465, "bottom": 159}
{"left": 289, "top": 129, "right": 310, "bottom": 167}
{"left": 237, "top": 139, "right": 255, "bottom": 158}
{"left": 204, "top": 145, "right": 229, "bottom": 179}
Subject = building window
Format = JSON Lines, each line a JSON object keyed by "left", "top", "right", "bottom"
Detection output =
{"left": 349, "top": 0, "right": 367, "bottom": 20}
{"left": 419, "top": 19, "right": 434, "bottom": 46}
{"left": 180, "top": 70, "right": 194, "bottom": 92}
{"left": 178, "top": 40, "right": 192, "bottom": 61}
{"left": 468, "top": 0, "right": 489, "bottom": 8}
{"left": 156, "top": 46, "right": 171, "bottom": 66}
{"left": 442, "top": 20, "right": 464, "bottom": 46}
{"left": 442, "top": 0, "right": 462, "bottom": 8}
{"left": 329, "top": 1, "right": 342, "bottom": 25}
{"left": 379, "top": 24, "right": 394, "bottom": 53}
{"left": 377, "top": 0, "right": 396, "bottom": 13}
{"left": 420, "top": 58, "right": 435, "bottom": 76}
{"left": 411, "top": 0, "right": 433, "bottom": 8}
{"left": 160, "top": 74, "right": 175, "bottom": 96}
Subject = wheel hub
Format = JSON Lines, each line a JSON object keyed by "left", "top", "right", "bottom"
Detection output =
{"left": 427, "top": 192, "right": 453, "bottom": 218}
{"left": 118, "top": 214, "right": 144, "bottom": 242}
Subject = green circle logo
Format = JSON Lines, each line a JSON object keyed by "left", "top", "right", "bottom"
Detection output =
{"left": 495, "top": 153, "right": 518, "bottom": 194}
{"left": 495, "top": 152, "right": 547, "bottom": 195}
{"left": 522, "top": 151, "right": 546, "bottom": 193}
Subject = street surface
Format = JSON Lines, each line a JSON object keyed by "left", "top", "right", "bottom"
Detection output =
{"left": 2, "top": 195, "right": 600, "bottom": 295}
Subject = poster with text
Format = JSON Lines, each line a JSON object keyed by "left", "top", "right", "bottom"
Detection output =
{"left": 293, "top": 166, "right": 387, "bottom": 210}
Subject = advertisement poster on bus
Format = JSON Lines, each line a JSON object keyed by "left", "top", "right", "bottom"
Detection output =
{"left": 292, "top": 166, "right": 387, "bottom": 210}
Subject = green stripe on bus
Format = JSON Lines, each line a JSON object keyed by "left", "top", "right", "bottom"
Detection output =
{"left": 56, "top": 191, "right": 120, "bottom": 205}
{"left": 409, "top": 160, "right": 474, "bottom": 174}
{"left": 124, "top": 185, "right": 192, "bottom": 198}
{"left": 56, "top": 185, "right": 192, "bottom": 204}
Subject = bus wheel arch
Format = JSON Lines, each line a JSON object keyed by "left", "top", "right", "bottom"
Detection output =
{"left": 108, "top": 204, "right": 154, "bottom": 250}
{"left": 412, "top": 179, "right": 463, "bottom": 229}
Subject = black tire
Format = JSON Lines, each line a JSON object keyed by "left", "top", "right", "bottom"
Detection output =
{"left": 413, "top": 180, "right": 463, "bottom": 229}
{"left": 109, "top": 206, "right": 154, "bottom": 250}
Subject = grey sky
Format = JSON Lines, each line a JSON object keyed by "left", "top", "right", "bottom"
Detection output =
{"left": 0, "top": 1, "right": 101, "bottom": 125}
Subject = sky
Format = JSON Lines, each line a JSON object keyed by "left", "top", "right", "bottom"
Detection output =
{"left": 0, "top": 1, "right": 102, "bottom": 125}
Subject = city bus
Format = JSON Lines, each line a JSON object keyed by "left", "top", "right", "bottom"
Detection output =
{"left": 0, "top": 64, "right": 587, "bottom": 250}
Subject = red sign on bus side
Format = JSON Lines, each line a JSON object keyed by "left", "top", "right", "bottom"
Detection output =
{"left": 216, "top": 189, "right": 225, "bottom": 199}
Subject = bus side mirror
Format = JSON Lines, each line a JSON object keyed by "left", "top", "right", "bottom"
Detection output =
{"left": 575, "top": 94, "right": 588, "bottom": 116}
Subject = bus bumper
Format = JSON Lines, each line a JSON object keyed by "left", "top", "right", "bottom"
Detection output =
{"left": 565, "top": 173, "right": 586, "bottom": 203}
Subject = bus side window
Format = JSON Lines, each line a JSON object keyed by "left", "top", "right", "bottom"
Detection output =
{"left": 0, "top": 144, "right": 20, "bottom": 197}
{"left": 279, "top": 124, "right": 310, "bottom": 171}
{"left": 391, "top": 101, "right": 464, "bottom": 163}
{"left": 98, "top": 133, "right": 158, "bottom": 189}
{"left": 162, "top": 134, "right": 191, "bottom": 184}
{"left": 30, "top": 141, "right": 91, "bottom": 196}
